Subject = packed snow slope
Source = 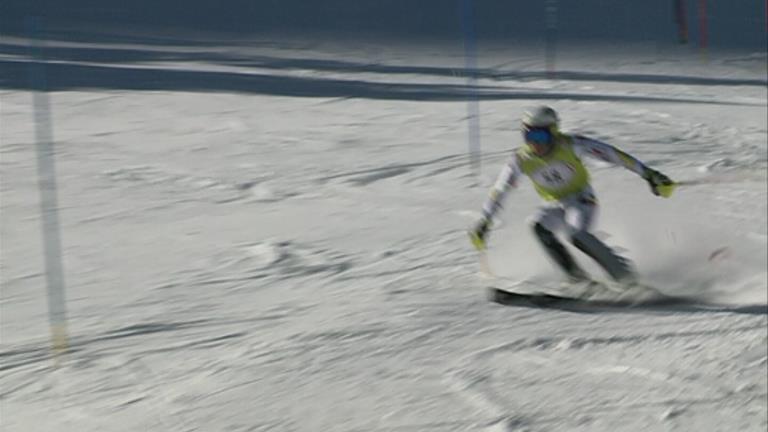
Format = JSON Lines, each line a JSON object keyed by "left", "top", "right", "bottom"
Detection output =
{"left": 1, "top": 35, "right": 767, "bottom": 431}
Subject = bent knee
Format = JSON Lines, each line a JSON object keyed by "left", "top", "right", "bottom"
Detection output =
{"left": 532, "top": 222, "right": 559, "bottom": 245}
{"left": 529, "top": 216, "right": 562, "bottom": 236}
{"left": 567, "top": 228, "right": 590, "bottom": 242}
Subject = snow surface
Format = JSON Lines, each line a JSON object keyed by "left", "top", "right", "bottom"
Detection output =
{"left": 1, "top": 35, "right": 767, "bottom": 431}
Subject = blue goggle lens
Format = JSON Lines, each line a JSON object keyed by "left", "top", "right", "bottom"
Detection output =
{"left": 524, "top": 128, "right": 552, "bottom": 144}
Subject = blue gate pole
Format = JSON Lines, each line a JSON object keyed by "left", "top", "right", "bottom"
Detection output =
{"left": 460, "top": 0, "right": 481, "bottom": 178}
{"left": 26, "top": 16, "right": 69, "bottom": 361}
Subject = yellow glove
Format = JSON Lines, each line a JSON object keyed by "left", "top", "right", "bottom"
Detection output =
{"left": 468, "top": 218, "right": 491, "bottom": 250}
{"left": 644, "top": 168, "right": 676, "bottom": 198}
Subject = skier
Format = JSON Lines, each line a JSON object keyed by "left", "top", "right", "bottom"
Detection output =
{"left": 469, "top": 106, "right": 674, "bottom": 283}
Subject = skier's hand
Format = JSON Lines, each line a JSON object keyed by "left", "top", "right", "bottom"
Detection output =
{"left": 643, "top": 168, "right": 674, "bottom": 197}
{"left": 469, "top": 217, "right": 491, "bottom": 250}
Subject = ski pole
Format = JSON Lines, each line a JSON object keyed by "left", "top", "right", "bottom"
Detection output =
{"left": 658, "top": 173, "right": 765, "bottom": 198}
{"left": 468, "top": 230, "right": 495, "bottom": 277}
{"left": 657, "top": 181, "right": 705, "bottom": 198}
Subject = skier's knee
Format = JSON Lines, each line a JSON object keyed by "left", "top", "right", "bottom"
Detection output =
{"left": 526, "top": 215, "right": 542, "bottom": 230}
{"left": 533, "top": 222, "right": 556, "bottom": 244}
{"left": 570, "top": 230, "right": 602, "bottom": 254}
{"left": 533, "top": 221, "right": 549, "bottom": 237}
{"left": 568, "top": 229, "right": 589, "bottom": 246}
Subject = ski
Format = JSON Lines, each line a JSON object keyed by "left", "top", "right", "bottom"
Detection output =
{"left": 487, "top": 279, "right": 689, "bottom": 310}
{"left": 488, "top": 287, "right": 685, "bottom": 309}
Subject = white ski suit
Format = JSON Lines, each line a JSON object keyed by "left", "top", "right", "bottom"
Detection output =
{"left": 481, "top": 133, "right": 649, "bottom": 281}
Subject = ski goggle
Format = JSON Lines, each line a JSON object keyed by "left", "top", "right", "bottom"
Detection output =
{"left": 523, "top": 127, "right": 553, "bottom": 145}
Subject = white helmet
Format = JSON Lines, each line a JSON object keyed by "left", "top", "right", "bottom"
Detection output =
{"left": 522, "top": 106, "right": 559, "bottom": 129}
{"left": 521, "top": 106, "right": 560, "bottom": 155}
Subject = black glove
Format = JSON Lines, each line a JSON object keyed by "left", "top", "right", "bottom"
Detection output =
{"left": 643, "top": 168, "right": 674, "bottom": 196}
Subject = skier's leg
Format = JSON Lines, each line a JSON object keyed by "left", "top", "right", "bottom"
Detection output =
{"left": 571, "top": 231, "right": 635, "bottom": 281}
{"left": 565, "top": 192, "right": 635, "bottom": 282}
{"left": 529, "top": 206, "right": 589, "bottom": 281}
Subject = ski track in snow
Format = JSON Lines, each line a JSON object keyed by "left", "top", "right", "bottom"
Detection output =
{"left": 448, "top": 321, "right": 767, "bottom": 430}
{"left": 1, "top": 38, "right": 767, "bottom": 432}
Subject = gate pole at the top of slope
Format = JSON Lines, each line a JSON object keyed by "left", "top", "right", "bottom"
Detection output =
{"left": 545, "top": 0, "right": 559, "bottom": 79}
{"left": 459, "top": 0, "right": 482, "bottom": 181}
{"left": 697, "top": 0, "right": 709, "bottom": 62}
{"left": 674, "top": 0, "right": 689, "bottom": 44}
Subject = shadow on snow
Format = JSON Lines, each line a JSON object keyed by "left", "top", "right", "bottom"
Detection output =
{"left": 1, "top": 58, "right": 761, "bottom": 105}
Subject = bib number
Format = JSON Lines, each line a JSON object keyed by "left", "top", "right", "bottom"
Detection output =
{"left": 531, "top": 162, "right": 576, "bottom": 189}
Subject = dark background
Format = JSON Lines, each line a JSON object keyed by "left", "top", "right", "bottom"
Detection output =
{"left": 1, "top": 1, "right": 765, "bottom": 95}
{"left": 2, "top": 0, "right": 766, "bottom": 49}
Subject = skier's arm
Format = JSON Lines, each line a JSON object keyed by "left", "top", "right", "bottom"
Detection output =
{"left": 572, "top": 135, "right": 674, "bottom": 196}
{"left": 470, "top": 157, "right": 521, "bottom": 249}
{"left": 571, "top": 135, "right": 648, "bottom": 176}
{"left": 481, "top": 157, "right": 521, "bottom": 220}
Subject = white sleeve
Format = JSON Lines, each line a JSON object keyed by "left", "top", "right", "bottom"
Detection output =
{"left": 481, "top": 156, "right": 521, "bottom": 220}
{"left": 571, "top": 135, "right": 648, "bottom": 177}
